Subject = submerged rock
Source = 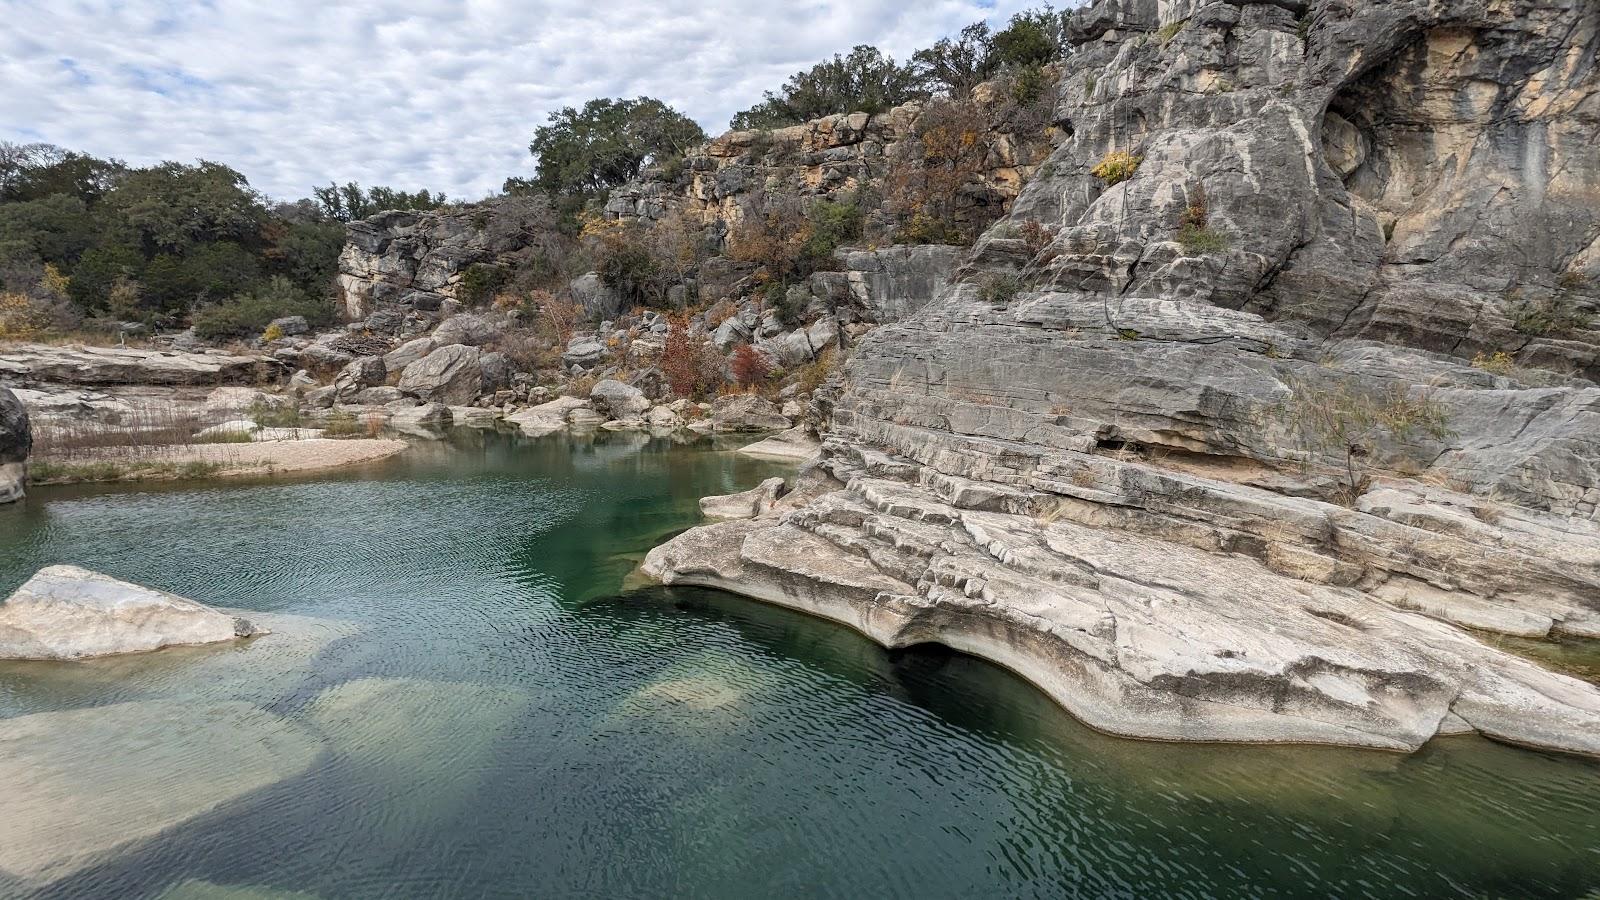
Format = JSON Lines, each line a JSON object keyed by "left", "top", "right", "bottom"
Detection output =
{"left": 736, "top": 426, "right": 821, "bottom": 462}
{"left": 0, "top": 699, "right": 320, "bottom": 884}
{"left": 0, "top": 565, "right": 263, "bottom": 660}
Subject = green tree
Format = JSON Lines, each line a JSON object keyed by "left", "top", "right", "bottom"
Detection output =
{"left": 108, "top": 161, "right": 267, "bottom": 254}
{"left": 0, "top": 143, "right": 126, "bottom": 204}
{"left": 0, "top": 194, "right": 102, "bottom": 264}
{"left": 991, "top": 9, "right": 1067, "bottom": 69}
{"left": 311, "top": 182, "right": 448, "bottom": 222}
{"left": 913, "top": 23, "right": 998, "bottom": 98}
{"left": 67, "top": 244, "right": 144, "bottom": 311}
{"left": 527, "top": 97, "right": 706, "bottom": 209}
{"left": 730, "top": 46, "right": 927, "bottom": 131}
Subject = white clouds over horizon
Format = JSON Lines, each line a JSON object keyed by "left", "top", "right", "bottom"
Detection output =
{"left": 1, "top": 0, "right": 1041, "bottom": 201}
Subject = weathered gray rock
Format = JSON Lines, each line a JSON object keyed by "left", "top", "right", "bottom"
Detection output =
{"left": 699, "top": 477, "right": 787, "bottom": 520}
{"left": 268, "top": 315, "right": 309, "bottom": 336}
{"left": 0, "top": 344, "right": 283, "bottom": 387}
{"left": 433, "top": 313, "right": 498, "bottom": 347}
{"left": 388, "top": 402, "right": 451, "bottom": 432}
{"left": 737, "top": 426, "right": 821, "bottom": 461}
{"left": 570, "top": 272, "right": 624, "bottom": 320}
{"left": 647, "top": 0, "right": 1600, "bottom": 757}
{"left": 831, "top": 245, "right": 962, "bottom": 323}
{"left": 711, "top": 394, "right": 791, "bottom": 433}
{"left": 506, "top": 396, "right": 591, "bottom": 437}
{"left": 333, "top": 356, "right": 386, "bottom": 401}
{"left": 0, "top": 387, "right": 30, "bottom": 504}
{"left": 589, "top": 379, "right": 650, "bottom": 419}
{"left": 383, "top": 336, "right": 437, "bottom": 372}
{"left": 0, "top": 565, "right": 263, "bottom": 660}
{"left": 397, "top": 344, "right": 483, "bottom": 406}
{"left": 561, "top": 335, "right": 607, "bottom": 369}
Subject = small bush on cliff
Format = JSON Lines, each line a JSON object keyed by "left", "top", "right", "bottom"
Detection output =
{"left": 977, "top": 274, "right": 1022, "bottom": 305}
{"left": 730, "top": 45, "right": 926, "bottom": 130}
{"left": 731, "top": 344, "right": 774, "bottom": 388}
{"left": 1288, "top": 378, "right": 1453, "bottom": 502}
{"left": 660, "top": 312, "right": 724, "bottom": 399}
{"left": 1509, "top": 293, "right": 1593, "bottom": 337}
{"left": 1091, "top": 151, "right": 1142, "bottom": 186}
{"left": 459, "top": 263, "right": 510, "bottom": 307}
{"left": 1175, "top": 184, "right": 1228, "bottom": 256}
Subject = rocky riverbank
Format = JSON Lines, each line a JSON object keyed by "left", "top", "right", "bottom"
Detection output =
{"left": 646, "top": 0, "right": 1600, "bottom": 756}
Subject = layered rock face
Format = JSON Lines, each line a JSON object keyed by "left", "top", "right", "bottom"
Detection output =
{"left": 0, "top": 387, "right": 29, "bottom": 503}
{"left": 647, "top": 0, "right": 1600, "bottom": 755}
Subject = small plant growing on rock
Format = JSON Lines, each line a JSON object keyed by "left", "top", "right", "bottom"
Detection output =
{"left": 1288, "top": 379, "right": 1454, "bottom": 502}
{"left": 977, "top": 274, "right": 1022, "bottom": 306}
{"left": 262, "top": 322, "right": 285, "bottom": 342}
{"left": 1157, "top": 20, "right": 1187, "bottom": 45}
{"left": 1019, "top": 220, "right": 1056, "bottom": 256}
{"left": 1091, "top": 151, "right": 1142, "bottom": 186}
{"left": 1471, "top": 351, "right": 1515, "bottom": 376}
{"left": 1176, "top": 184, "right": 1229, "bottom": 256}
{"left": 1508, "top": 293, "right": 1593, "bottom": 337}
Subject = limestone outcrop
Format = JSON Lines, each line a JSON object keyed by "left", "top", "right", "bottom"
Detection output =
{"left": 0, "top": 387, "right": 29, "bottom": 503}
{"left": 0, "top": 565, "right": 264, "bottom": 660}
{"left": 0, "top": 344, "right": 284, "bottom": 387}
{"left": 646, "top": 0, "right": 1600, "bottom": 755}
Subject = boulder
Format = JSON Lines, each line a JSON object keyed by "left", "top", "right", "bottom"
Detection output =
{"left": 288, "top": 369, "right": 318, "bottom": 394}
{"left": 711, "top": 394, "right": 791, "bottom": 432}
{"left": 646, "top": 404, "right": 684, "bottom": 430}
{"left": 268, "top": 315, "right": 309, "bottom": 336}
{"left": 388, "top": 402, "right": 451, "bottom": 431}
{"left": 589, "top": 379, "right": 650, "bottom": 419}
{"left": 569, "top": 272, "right": 624, "bottom": 319}
{"left": 699, "top": 477, "right": 787, "bottom": 520}
{"left": 200, "top": 387, "right": 285, "bottom": 417}
{"left": 507, "top": 396, "right": 591, "bottom": 437}
{"left": 333, "top": 356, "right": 386, "bottom": 401}
{"left": 433, "top": 313, "right": 498, "bottom": 347}
{"left": 1, "top": 387, "right": 31, "bottom": 504}
{"left": 0, "top": 565, "right": 263, "bottom": 660}
{"left": 0, "top": 344, "right": 282, "bottom": 387}
{"left": 383, "top": 336, "right": 437, "bottom": 372}
{"left": 397, "top": 344, "right": 483, "bottom": 406}
{"left": 479, "top": 351, "right": 513, "bottom": 394}
{"left": 562, "top": 335, "right": 607, "bottom": 369}
{"left": 355, "top": 386, "right": 407, "bottom": 406}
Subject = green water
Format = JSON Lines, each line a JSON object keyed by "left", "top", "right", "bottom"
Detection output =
{"left": 0, "top": 429, "right": 1596, "bottom": 899}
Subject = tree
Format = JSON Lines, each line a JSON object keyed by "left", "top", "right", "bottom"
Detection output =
{"left": 1288, "top": 378, "right": 1453, "bottom": 501}
{"left": 913, "top": 23, "right": 998, "bottom": 98}
{"left": 528, "top": 97, "right": 706, "bottom": 209}
{"left": 991, "top": 8, "right": 1068, "bottom": 69}
{"left": 729, "top": 46, "right": 927, "bottom": 131}
{"left": 0, "top": 143, "right": 125, "bottom": 204}
{"left": 312, "top": 182, "right": 448, "bottom": 222}
{"left": 108, "top": 161, "right": 267, "bottom": 254}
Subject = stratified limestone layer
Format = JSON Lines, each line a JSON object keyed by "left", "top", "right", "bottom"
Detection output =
{"left": 645, "top": 449, "right": 1600, "bottom": 756}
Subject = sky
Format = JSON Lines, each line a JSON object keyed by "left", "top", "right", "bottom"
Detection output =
{"left": 0, "top": 0, "right": 1046, "bottom": 203}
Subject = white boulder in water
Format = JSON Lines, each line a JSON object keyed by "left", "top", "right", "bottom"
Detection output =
{"left": 0, "top": 565, "right": 264, "bottom": 660}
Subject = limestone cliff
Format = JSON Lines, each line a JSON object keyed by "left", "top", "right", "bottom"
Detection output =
{"left": 646, "top": 0, "right": 1600, "bottom": 755}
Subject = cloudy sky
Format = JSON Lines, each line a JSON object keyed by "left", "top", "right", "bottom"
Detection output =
{"left": 1, "top": 0, "right": 1046, "bottom": 202}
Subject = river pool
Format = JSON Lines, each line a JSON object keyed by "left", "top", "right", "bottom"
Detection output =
{"left": 0, "top": 430, "right": 1596, "bottom": 899}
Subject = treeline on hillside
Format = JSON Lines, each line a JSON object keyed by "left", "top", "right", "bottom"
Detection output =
{"left": 730, "top": 6, "right": 1071, "bottom": 130}
{"left": 0, "top": 141, "right": 448, "bottom": 340}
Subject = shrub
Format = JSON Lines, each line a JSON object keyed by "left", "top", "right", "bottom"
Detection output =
{"left": 1509, "top": 294, "right": 1592, "bottom": 337}
{"left": 459, "top": 263, "right": 510, "bottom": 307}
{"left": 321, "top": 411, "right": 364, "bottom": 437}
{"left": 1019, "top": 220, "right": 1055, "bottom": 256}
{"left": 731, "top": 344, "right": 773, "bottom": 387}
{"left": 765, "top": 282, "right": 807, "bottom": 328}
{"left": 1009, "top": 65, "right": 1050, "bottom": 106}
{"left": 1471, "top": 351, "right": 1515, "bottom": 375}
{"left": 884, "top": 98, "right": 993, "bottom": 246}
{"left": 659, "top": 311, "right": 725, "bottom": 399}
{"left": 192, "top": 276, "right": 333, "bottom": 341}
{"left": 978, "top": 274, "right": 1022, "bottom": 305}
{"left": 1091, "top": 151, "right": 1142, "bottom": 186}
{"left": 1157, "top": 20, "right": 1187, "bottom": 45}
{"left": 262, "top": 322, "right": 285, "bottom": 342}
{"left": 1178, "top": 224, "right": 1229, "bottom": 256}
{"left": 1288, "top": 378, "right": 1453, "bottom": 501}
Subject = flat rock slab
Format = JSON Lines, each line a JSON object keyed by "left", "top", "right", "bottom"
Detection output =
{"left": 736, "top": 426, "right": 821, "bottom": 461}
{"left": 0, "top": 699, "right": 321, "bottom": 884}
{"left": 0, "top": 566, "right": 261, "bottom": 660}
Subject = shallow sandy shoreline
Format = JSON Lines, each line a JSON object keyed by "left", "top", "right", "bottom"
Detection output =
{"left": 32, "top": 439, "right": 409, "bottom": 484}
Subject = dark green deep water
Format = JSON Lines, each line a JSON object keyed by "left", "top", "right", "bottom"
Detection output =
{"left": 0, "top": 430, "right": 1597, "bottom": 899}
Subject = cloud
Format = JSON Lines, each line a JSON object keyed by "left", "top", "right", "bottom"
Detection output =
{"left": 0, "top": 0, "right": 1047, "bottom": 201}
